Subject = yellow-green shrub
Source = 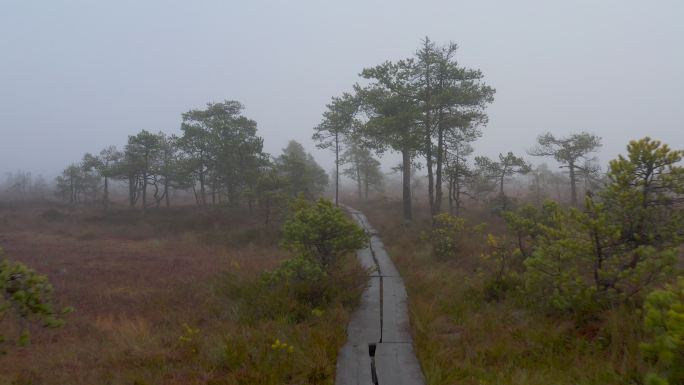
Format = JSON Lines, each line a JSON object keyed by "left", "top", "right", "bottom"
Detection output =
{"left": 429, "top": 213, "right": 466, "bottom": 259}
{"left": 641, "top": 277, "right": 684, "bottom": 385}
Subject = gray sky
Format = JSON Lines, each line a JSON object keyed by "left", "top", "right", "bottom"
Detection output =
{"left": 1, "top": 0, "right": 683, "bottom": 178}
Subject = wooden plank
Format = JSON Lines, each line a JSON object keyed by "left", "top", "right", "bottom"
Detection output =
{"left": 346, "top": 276, "right": 382, "bottom": 343}
{"left": 374, "top": 342, "right": 426, "bottom": 384}
{"left": 370, "top": 239, "right": 401, "bottom": 278}
{"left": 357, "top": 247, "right": 377, "bottom": 272}
{"left": 337, "top": 207, "right": 425, "bottom": 385}
{"left": 335, "top": 344, "right": 373, "bottom": 385}
{"left": 381, "top": 275, "right": 412, "bottom": 343}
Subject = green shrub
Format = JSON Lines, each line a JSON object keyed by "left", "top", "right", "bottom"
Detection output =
{"left": 519, "top": 139, "right": 684, "bottom": 318}
{"left": 502, "top": 203, "right": 551, "bottom": 258}
{"left": 222, "top": 198, "right": 368, "bottom": 324}
{"left": 640, "top": 277, "right": 684, "bottom": 385}
{"left": 521, "top": 201, "right": 676, "bottom": 318}
{"left": 0, "top": 248, "right": 72, "bottom": 350}
{"left": 480, "top": 234, "right": 521, "bottom": 301}
{"left": 281, "top": 198, "right": 367, "bottom": 270}
{"left": 429, "top": 213, "right": 466, "bottom": 260}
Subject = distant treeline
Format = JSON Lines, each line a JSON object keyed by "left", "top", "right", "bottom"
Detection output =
{"left": 56, "top": 101, "right": 328, "bottom": 215}
{"left": 0, "top": 171, "right": 50, "bottom": 201}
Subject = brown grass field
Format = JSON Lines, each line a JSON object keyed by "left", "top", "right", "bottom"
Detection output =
{"left": 0, "top": 202, "right": 364, "bottom": 385}
{"left": 4, "top": 197, "right": 675, "bottom": 385}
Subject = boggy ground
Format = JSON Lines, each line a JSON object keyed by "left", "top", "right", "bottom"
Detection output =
{"left": 0, "top": 202, "right": 365, "bottom": 385}
{"left": 357, "top": 198, "right": 649, "bottom": 385}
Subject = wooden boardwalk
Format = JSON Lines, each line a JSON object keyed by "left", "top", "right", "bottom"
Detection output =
{"left": 335, "top": 206, "right": 425, "bottom": 385}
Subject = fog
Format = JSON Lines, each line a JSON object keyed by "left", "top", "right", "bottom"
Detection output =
{"left": 1, "top": 0, "right": 683, "bottom": 179}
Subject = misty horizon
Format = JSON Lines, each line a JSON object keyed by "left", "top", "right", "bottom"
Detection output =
{"left": 2, "top": 0, "right": 683, "bottom": 179}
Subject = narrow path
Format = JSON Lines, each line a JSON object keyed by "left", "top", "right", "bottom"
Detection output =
{"left": 336, "top": 206, "right": 425, "bottom": 385}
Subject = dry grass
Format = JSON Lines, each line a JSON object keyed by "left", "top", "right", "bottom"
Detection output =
{"left": 0, "top": 202, "right": 364, "bottom": 385}
{"left": 357, "top": 199, "right": 646, "bottom": 385}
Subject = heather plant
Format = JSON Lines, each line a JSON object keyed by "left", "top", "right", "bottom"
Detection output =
{"left": 177, "top": 323, "right": 201, "bottom": 356}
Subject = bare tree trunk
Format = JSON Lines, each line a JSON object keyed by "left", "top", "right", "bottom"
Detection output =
{"left": 426, "top": 133, "right": 435, "bottom": 216}
{"left": 434, "top": 109, "right": 444, "bottom": 213}
{"left": 455, "top": 174, "right": 462, "bottom": 217}
{"left": 103, "top": 177, "right": 109, "bottom": 210}
{"left": 164, "top": 181, "right": 170, "bottom": 208}
{"left": 402, "top": 148, "right": 413, "bottom": 221}
{"left": 199, "top": 169, "right": 206, "bottom": 206}
{"left": 355, "top": 151, "right": 362, "bottom": 200}
{"left": 423, "top": 40, "right": 435, "bottom": 217}
{"left": 335, "top": 132, "right": 339, "bottom": 206}
{"left": 153, "top": 181, "right": 161, "bottom": 209}
{"left": 142, "top": 173, "right": 148, "bottom": 211}
{"left": 500, "top": 173, "right": 507, "bottom": 210}
{"left": 447, "top": 175, "right": 454, "bottom": 215}
{"left": 264, "top": 197, "right": 270, "bottom": 226}
{"left": 192, "top": 184, "right": 200, "bottom": 206}
{"left": 128, "top": 175, "right": 136, "bottom": 208}
{"left": 69, "top": 170, "right": 75, "bottom": 204}
{"left": 569, "top": 162, "right": 577, "bottom": 206}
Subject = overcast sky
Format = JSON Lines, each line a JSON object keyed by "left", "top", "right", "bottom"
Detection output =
{"left": 1, "top": 0, "right": 683, "bottom": 179}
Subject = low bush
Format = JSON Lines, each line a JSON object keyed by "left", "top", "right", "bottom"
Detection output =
{"left": 429, "top": 213, "right": 466, "bottom": 260}
{"left": 641, "top": 277, "right": 684, "bottom": 385}
{"left": 281, "top": 198, "right": 368, "bottom": 269}
{"left": 480, "top": 234, "right": 522, "bottom": 301}
{"left": 0, "top": 248, "right": 72, "bottom": 351}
